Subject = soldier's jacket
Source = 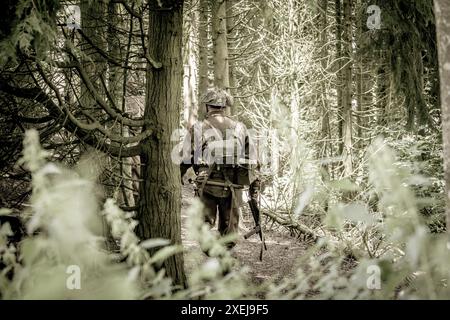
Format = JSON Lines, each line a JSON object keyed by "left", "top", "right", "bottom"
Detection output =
{"left": 181, "top": 111, "right": 258, "bottom": 198}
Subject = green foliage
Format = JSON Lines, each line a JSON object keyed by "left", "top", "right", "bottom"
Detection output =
{"left": 1, "top": 130, "right": 138, "bottom": 299}
{"left": 268, "top": 138, "right": 450, "bottom": 299}
{"left": 0, "top": 130, "right": 251, "bottom": 300}
{"left": 384, "top": 132, "right": 446, "bottom": 232}
{"left": 360, "top": 0, "right": 438, "bottom": 130}
{"left": 0, "top": 0, "right": 59, "bottom": 66}
{"left": 175, "top": 198, "right": 251, "bottom": 299}
{"left": 2, "top": 130, "right": 450, "bottom": 300}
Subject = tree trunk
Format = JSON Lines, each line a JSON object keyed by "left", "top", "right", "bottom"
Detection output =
{"left": 319, "top": 0, "right": 331, "bottom": 177}
{"left": 376, "top": 62, "right": 388, "bottom": 128}
{"left": 355, "top": 0, "right": 363, "bottom": 149}
{"left": 183, "top": 1, "right": 198, "bottom": 128}
{"left": 335, "top": 0, "right": 343, "bottom": 158}
{"left": 107, "top": 2, "right": 135, "bottom": 208}
{"left": 226, "top": 0, "right": 237, "bottom": 97}
{"left": 212, "top": 0, "right": 230, "bottom": 89}
{"left": 413, "top": 40, "right": 428, "bottom": 135}
{"left": 80, "top": 0, "right": 118, "bottom": 249}
{"left": 341, "top": 0, "right": 353, "bottom": 177}
{"left": 197, "top": 0, "right": 209, "bottom": 119}
{"left": 136, "top": 0, "right": 186, "bottom": 287}
{"left": 434, "top": 0, "right": 450, "bottom": 231}
{"left": 356, "top": 57, "right": 363, "bottom": 146}
{"left": 80, "top": 0, "right": 107, "bottom": 109}
{"left": 107, "top": 2, "right": 123, "bottom": 109}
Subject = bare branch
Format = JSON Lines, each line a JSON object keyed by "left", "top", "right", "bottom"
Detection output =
{"left": 0, "top": 80, "right": 142, "bottom": 158}
{"left": 74, "top": 62, "right": 145, "bottom": 127}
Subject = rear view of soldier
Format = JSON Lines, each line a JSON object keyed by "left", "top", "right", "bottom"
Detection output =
{"left": 181, "top": 87, "right": 258, "bottom": 249}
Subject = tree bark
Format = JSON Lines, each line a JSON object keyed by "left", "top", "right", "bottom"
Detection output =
{"left": 107, "top": 2, "right": 135, "bottom": 208}
{"left": 434, "top": 0, "right": 450, "bottom": 231}
{"left": 341, "top": 0, "right": 353, "bottom": 177}
{"left": 197, "top": 0, "right": 209, "bottom": 119}
{"left": 376, "top": 62, "right": 388, "bottom": 127}
{"left": 355, "top": 0, "right": 363, "bottom": 149}
{"left": 212, "top": 0, "right": 230, "bottom": 89}
{"left": 80, "top": 0, "right": 120, "bottom": 249}
{"left": 183, "top": 1, "right": 198, "bottom": 128}
{"left": 319, "top": 0, "right": 331, "bottom": 177}
{"left": 226, "top": 0, "right": 237, "bottom": 97}
{"left": 136, "top": 0, "right": 186, "bottom": 287}
{"left": 335, "top": 0, "right": 343, "bottom": 158}
{"left": 80, "top": 0, "right": 107, "bottom": 109}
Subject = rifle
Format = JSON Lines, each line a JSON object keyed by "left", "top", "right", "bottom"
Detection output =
{"left": 244, "top": 184, "right": 267, "bottom": 261}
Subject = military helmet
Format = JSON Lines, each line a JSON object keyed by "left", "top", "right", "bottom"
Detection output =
{"left": 201, "top": 88, "right": 232, "bottom": 107}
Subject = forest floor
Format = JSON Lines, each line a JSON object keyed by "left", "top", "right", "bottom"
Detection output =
{"left": 181, "top": 184, "right": 309, "bottom": 286}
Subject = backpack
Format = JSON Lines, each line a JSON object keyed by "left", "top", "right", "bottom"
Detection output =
{"left": 199, "top": 118, "right": 254, "bottom": 187}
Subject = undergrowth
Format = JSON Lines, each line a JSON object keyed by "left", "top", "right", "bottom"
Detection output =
{"left": 1, "top": 130, "right": 450, "bottom": 299}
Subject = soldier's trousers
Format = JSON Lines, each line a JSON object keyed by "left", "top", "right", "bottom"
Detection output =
{"left": 200, "top": 192, "right": 240, "bottom": 247}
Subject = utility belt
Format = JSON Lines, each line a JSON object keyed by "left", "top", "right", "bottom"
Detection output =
{"left": 194, "top": 175, "right": 246, "bottom": 198}
{"left": 195, "top": 162, "right": 253, "bottom": 187}
{"left": 192, "top": 163, "right": 240, "bottom": 197}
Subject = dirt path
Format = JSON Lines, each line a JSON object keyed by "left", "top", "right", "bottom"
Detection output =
{"left": 181, "top": 184, "right": 308, "bottom": 285}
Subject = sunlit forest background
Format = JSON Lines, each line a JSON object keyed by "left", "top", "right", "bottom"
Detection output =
{"left": 1, "top": 0, "right": 450, "bottom": 299}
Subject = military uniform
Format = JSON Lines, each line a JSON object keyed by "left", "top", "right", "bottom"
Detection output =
{"left": 181, "top": 89, "right": 257, "bottom": 248}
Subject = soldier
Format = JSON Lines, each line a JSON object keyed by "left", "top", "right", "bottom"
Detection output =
{"left": 180, "top": 87, "right": 258, "bottom": 249}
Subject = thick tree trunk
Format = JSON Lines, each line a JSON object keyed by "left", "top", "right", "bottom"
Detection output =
{"left": 434, "top": 0, "right": 450, "bottom": 231}
{"left": 341, "top": 0, "right": 353, "bottom": 177}
{"left": 212, "top": 0, "right": 230, "bottom": 89}
{"left": 136, "top": 1, "right": 186, "bottom": 287}
{"left": 197, "top": 0, "right": 209, "bottom": 119}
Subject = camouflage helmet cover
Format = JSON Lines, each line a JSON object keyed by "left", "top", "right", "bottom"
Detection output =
{"left": 201, "top": 88, "right": 232, "bottom": 107}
